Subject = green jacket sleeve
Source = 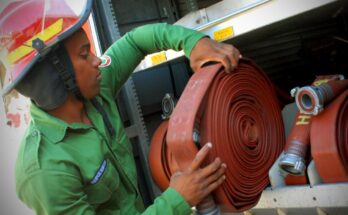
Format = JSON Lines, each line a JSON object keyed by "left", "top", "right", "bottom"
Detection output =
{"left": 139, "top": 187, "right": 192, "bottom": 215}
{"left": 99, "top": 23, "right": 206, "bottom": 96}
{"left": 17, "top": 170, "right": 95, "bottom": 215}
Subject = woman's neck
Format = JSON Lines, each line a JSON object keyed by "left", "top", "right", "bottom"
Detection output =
{"left": 48, "top": 95, "right": 92, "bottom": 125}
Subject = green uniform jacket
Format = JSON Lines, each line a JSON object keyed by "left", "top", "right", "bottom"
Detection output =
{"left": 15, "top": 23, "right": 205, "bottom": 215}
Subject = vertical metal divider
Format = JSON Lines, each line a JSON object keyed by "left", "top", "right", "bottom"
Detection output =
{"left": 96, "top": 0, "right": 159, "bottom": 204}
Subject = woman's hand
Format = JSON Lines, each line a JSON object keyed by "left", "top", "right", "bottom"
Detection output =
{"left": 190, "top": 37, "right": 241, "bottom": 72}
{"left": 169, "top": 143, "right": 226, "bottom": 206}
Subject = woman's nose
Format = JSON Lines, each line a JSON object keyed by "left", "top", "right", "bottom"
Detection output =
{"left": 93, "top": 54, "right": 102, "bottom": 67}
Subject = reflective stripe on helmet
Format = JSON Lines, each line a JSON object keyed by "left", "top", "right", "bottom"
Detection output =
{"left": 8, "top": 19, "right": 64, "bottom": 64}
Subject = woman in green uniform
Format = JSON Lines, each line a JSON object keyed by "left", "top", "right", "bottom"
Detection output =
{"left": 0, "top": 0, "right": 240, "bottom": 214}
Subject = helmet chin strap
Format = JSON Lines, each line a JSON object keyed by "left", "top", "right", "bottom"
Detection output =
{"left": 91, "top": 98, "right": 116, "bottom": 137}
{"left": 48, "top": 44, "right": 84, "bottom": 101}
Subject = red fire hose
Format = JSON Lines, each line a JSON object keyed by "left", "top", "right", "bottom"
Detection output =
{"left": 311, "top": 89, "right": 348, "bottom": 182}
{"left": 149, "top": 59, "right": 285, "bottom": 212}
{"left": 149, "top": 120, "right": 170, "bottom": 190}
{"left": 279, "top": 75, "right": 343, "bottom": 176}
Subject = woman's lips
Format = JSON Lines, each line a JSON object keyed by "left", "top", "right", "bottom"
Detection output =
{"left": 97, "top": 72, "right": 102, "bottom": 81}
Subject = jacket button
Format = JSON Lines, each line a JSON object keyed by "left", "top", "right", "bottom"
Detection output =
{"left": 32, "top": 131, "right": 38, "bottom": 137}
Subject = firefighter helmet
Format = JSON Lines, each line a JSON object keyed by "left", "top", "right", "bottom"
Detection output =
{"left": 0, "top": 0, "right": 93, "bottom": 105}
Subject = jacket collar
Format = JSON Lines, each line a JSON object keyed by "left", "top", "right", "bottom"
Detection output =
{"left": 30, "top": 102, "right": 91, "bottom": 144}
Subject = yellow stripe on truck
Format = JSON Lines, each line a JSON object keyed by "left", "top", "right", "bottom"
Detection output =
{"left": 8, "top": 18, "right": 63, "bottom": 64}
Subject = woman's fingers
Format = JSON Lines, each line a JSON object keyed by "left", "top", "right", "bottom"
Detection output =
{"left": 169, "top": 142, "right": 227, "bottom": 206}
{"left": 204, "top": 174, "right": 226, "bottom": 195}
{"left": 189, "top": 37, "right": 241, "bottom": 72}
{"left": 221, "top": 44, "right": 240, "bottom": 72}
{"left": 201, "top": 163, "right": 227, "bottom": 186}
{"left": 189, "top": 142, "right": 212, "bottom": 171}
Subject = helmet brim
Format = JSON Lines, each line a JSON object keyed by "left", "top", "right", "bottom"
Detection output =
{"left": 1, "top": 0, "right": 93, "bottom": 97}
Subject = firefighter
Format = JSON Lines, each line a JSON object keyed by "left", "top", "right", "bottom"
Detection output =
{"left": 0, "top": 0, "right": 240, "bottom": 214}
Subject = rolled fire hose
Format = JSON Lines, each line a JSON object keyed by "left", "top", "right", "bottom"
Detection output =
{"left": 149, "top": 59, "right": 285, "bottom": 212}
{"left": 279, "top": 75, "right": 343, "bottom": 175}
{"left": 149, "top": 120, "right": 171, "bottom": 190}
{"left": 311, "top": 89, "right": 348, "bottom": 182}
{"left": 294, "top": 77, "right": 347, "bottom": 115}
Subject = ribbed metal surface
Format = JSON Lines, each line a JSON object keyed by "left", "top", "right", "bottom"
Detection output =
{"left": 176, "top": 0, "right": 220, "bottom": 17}
{"left": 232, "top": 17, "right": 347, "bottom": 92}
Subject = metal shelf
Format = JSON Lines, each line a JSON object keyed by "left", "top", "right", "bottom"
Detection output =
{"left": 224, "top": 183, "right": 348, "bottom": 215}
{"left": 134, "top": 0, "right": 339, "bottom": 72}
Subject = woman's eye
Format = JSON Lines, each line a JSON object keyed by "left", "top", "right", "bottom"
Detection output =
{"left": 81, "top": 53, "right": 89, "bottom": 59}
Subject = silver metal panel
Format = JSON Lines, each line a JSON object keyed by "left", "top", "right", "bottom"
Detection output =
{"left": 200, "top": 0, "right": 336, "bottom": 39}
{"left": 256, "top": 183, "right": 348, "bottom": 208}
{"left": 134, "top": 0, "right": 338, "bottom": 72}
{"left": 176, "top": 0, "right": 270, "bottom": 30}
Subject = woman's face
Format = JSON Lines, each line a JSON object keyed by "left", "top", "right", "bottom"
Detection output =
{"left": 63, "top": 29, "right": 102, "bottom": 99}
